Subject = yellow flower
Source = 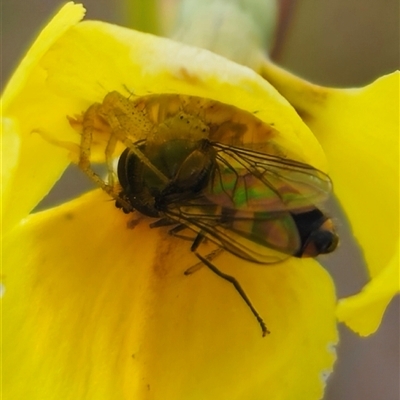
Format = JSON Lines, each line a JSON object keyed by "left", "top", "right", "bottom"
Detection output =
{"left": 2, "top": 3, "right": 397, "bottom": 400}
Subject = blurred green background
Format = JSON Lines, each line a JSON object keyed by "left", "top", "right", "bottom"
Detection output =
{"left": 2, "top": 1, "right": 399, "bottom": 399}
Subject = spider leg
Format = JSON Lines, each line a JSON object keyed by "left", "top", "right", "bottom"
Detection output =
{"left": 79, "top": 104, "right": 133, "bottom": 211}
{"left": 100, "top": 111, "right": 169, "bottom": 184}
{"left": 104, "top": 133, "right": 118, "bottom": 187}
{"left": 33, "top": 129, "right": 80, "bottom": 163}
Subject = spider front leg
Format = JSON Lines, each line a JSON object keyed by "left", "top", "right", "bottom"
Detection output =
{"left": 104, "top": 133, "right": 118, "bottom": 187}
{"left": 79, "top": 103, "right": 133, "bottom": 211}
{"left": 100, "top": 111, "right": 169, "bottom": 185}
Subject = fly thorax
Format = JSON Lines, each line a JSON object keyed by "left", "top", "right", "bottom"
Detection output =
{"left": 156, "top": 139, "right": 216, "bottom": 203}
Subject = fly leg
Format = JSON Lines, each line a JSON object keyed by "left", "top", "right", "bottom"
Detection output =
{"left": 151, "top": 219, "right": 204, "bottom": 244}
{"left": 185, "top": 233, "right": 224, "bottom": 274}
{"left": 150, "top": 218, "right": 179, "bottom": 229}
{"left": 168, "top": 224, "right": 203, "bottom": 243}
{"left": 190, "top": 234, "right": 269, "bottom": 337}
{"left": 184, "top": 247, "right": 224, "bottom": 275}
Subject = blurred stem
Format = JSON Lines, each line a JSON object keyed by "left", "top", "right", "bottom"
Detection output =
{"left": 171, "top": 0, "right": 278, "bottom": 70}
{"left": 123, "top": 0, "right": 160, "bottom": 35}
{"left": 271, "top": 0, "right": 298, "bottom": 60}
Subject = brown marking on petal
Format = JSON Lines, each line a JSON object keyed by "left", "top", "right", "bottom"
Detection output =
{"left": 279, "top": 84, "right": 329, "bottom": 124}
{"left": 290, "top": 85, "right": 329, "bottom": 124}
{"left": 294, "top": 107, "right": 314, "bottom": 124}
{"left": 64, "top": 212, "right": 74, "bottom": 220}
{"left": 176, "top": 67, "right": 203, "bottom": 86}
{"left": 126, "top": 214, "right": 144, "bottom": 229}
{"left": 151, "top": 230, "right": 176, "bottom": 279}
{"left": 260, "top": 59, "right": 330, "bottom": 123}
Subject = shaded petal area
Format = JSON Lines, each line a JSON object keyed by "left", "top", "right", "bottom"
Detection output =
{"left": 3, "top": 190, "right": 337, "bottom": 400}
{"left": 261, "top": 62, "right": 399, "bottom": 334}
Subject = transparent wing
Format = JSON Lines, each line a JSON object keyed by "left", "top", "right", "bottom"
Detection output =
{"left": 165, "top": 202, "right": 299, "bottom": 263}
{"left": 206, "top": 142, "right": 332, "bottom": 213}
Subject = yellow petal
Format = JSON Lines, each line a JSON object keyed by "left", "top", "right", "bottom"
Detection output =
{"left": 337, "top": 241, "right": 399, "bottom": 336}
{"left": 3, "top": 190, "right": 337, "bottom": 400}
{"left": 1, "top": 118, "right": 21, "bottom": 205}
{"left": 261, "top": 62, "right": 400, "bottom": 334}
{"left": 2, "top": 2, "right": 85, "bottom": 107}
{"left": 1, "top": 3, "right": 86, "bottom": 233}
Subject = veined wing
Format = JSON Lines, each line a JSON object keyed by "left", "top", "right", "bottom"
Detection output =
{"left": 206, "top": 142, "right": 332, "bottom": 213}
{"left": 164, "top": 200, "right": 301, "bottom": 264}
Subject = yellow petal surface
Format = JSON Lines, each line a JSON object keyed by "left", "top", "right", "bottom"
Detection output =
{"left": 3, "top": 190, "right": 337, "bottom": 400}
{"left": 2, "top": 3, "right": 329, "bottom": 233}
{"left": 1, "top": 119, "right": 21, "bottom": 204}
{"left": 261, "top": 62, "right": 399, "bottom": 335}
{"left": 1, "top": 3, "right": 85, "bottom": 233}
